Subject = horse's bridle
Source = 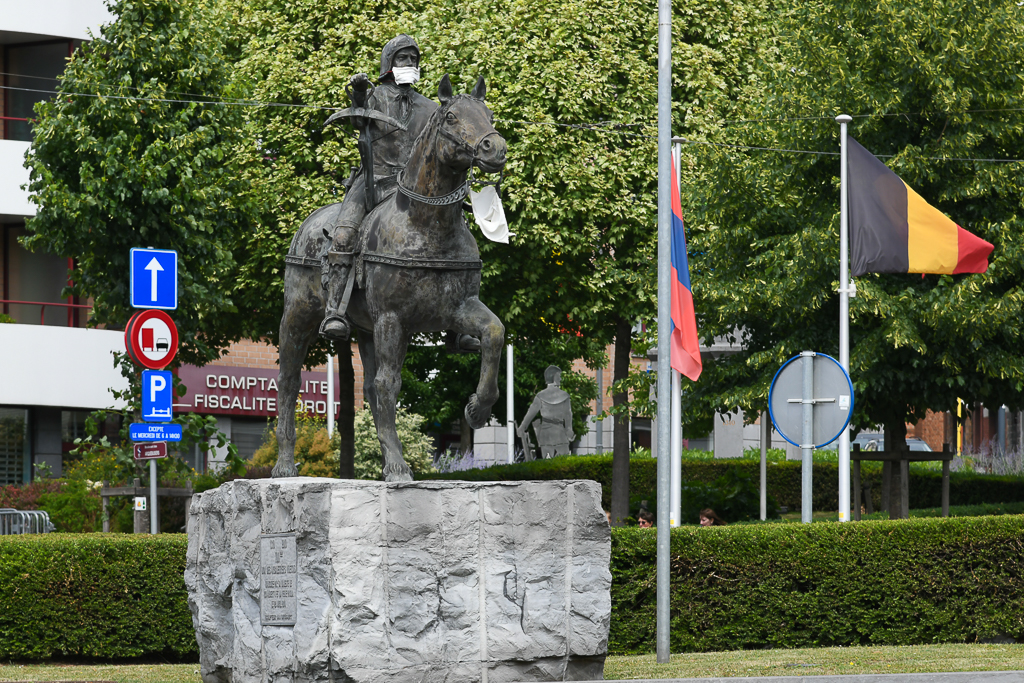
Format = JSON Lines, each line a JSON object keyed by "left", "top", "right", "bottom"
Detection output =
{"left": 398, "top": 106, "right": 504, "bottom": 207}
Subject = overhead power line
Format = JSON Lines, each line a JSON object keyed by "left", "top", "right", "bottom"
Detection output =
{"left": 3, "top": 82, "right": 1023, "bottom": 163}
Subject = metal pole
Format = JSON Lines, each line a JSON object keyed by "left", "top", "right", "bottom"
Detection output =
{"left": 670, "top": 141, "right": 682, "bottom": 528}
{"left": 836, "top": 114, "right": 852, "bottom": 522}
{"left": 671, "top": 370, "right": 681, "bottom": 527}
{"left": 656, "top": 0, "right": 673, "bottom": 662}
{"left": 596, "top": 366, "right": 603, "bottom": 453}
{"left": 760, "top": 412, "right": 768, "bottom": 521}
{"left": 801, "top": 351, "right": 815, "bottom": 524}
{"left": 507, "top": 344, "right": 514, "bottom": 464}
{"left": 149, "top": 458, "right": 158, "bottom": 534}
{"left": 327, "top": 353, "right": 335, "bottom": 438}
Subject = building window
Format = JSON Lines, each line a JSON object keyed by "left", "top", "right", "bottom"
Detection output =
{"left": 3, "top": 40, "right": 76, "bottom": 142}
{"left": 0, "top": 408, "right": 29, "bottom": 486}
{"left": 230, "top": 418, "right": 272, "bottom": 461}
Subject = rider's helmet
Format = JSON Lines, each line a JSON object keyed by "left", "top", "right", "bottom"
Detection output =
{"left": 379, "top": 34, "right": 421, "bottom": 79}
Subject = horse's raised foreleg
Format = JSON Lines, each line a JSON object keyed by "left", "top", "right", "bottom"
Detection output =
{"left": 455, "top": 298, "right": 505, "bottom": 430}
{"left": 372, "top": 314, "right": 413, "bottom": 482}
{"left": 273, "top": 268, "right": 322, "bottom": 478}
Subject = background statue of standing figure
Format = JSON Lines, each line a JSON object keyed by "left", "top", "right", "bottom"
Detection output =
{"left": 518, "top": 365, "right": 575, "bottom": 460}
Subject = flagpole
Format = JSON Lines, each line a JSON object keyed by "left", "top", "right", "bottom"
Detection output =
{"left": 837, "top": 114, "right": 852, "bottom": 523}
{"left": 656, "top": 0, "right": 673, "bottom": 662}
{"left": 670, "top": 141, "right": 683, "bottom": 528}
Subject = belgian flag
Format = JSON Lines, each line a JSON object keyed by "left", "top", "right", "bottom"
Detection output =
{"left": 848, "top": 137, "right": 993, "bottom": 276}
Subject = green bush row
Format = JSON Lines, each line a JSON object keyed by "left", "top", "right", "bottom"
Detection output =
{"left": 3, "top": 516, "right": 1023, "bottom": 660}
{"left": 610, "top": 514, "right": 1024, "bottom": 653}
{"left": 426, "top": 455, "right": 1024, "bottom": 514}
{"left": 0, "top": 534, "right": 195, "bottom": 660}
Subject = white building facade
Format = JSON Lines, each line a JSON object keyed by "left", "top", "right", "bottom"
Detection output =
{"left": 1, "top": 1, "right": 119, "bottom": 483}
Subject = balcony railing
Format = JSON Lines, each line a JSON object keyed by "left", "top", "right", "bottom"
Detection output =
{"left": 0, "top": 299, "right": 92, "bottom": 326}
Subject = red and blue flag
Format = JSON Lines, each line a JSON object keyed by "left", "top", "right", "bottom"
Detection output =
{"left": 669, "top": 159, "right": 702, "bottom": 381}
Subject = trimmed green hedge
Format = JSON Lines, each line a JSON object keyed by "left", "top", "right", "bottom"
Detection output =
{"left": 3, "top": 517, "right": 1023, "bottom": 660}
{"left": 610, "top": 515, "right": 1024, "bottom": 654}
{"left": 0, "top": 534, "right": 196, "bottom": 660}
{"left": 426, "top": 455, "right": 1024, "bottom": 513}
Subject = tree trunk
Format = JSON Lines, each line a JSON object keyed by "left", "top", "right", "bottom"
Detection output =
{"left": 610, "top": 316, "right": 632, "bottom": 527}
{"left": 884, "top": 418, "right": 908, "bottom": 519}
{"left": 337, "top": 342, "right": 355, "bottom": 479}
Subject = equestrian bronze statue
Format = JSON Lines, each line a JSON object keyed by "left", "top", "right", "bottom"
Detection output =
{"left": 274, "top": 36, "right": 507, "bottom": 481}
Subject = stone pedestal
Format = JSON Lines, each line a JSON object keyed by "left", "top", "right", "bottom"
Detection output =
{"left": 185, "top": 478, "right": 611, "bottom": 683}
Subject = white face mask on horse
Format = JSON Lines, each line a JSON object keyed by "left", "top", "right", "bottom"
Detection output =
{"left": 469, "top": 184, "right": 511, "bottom": 244}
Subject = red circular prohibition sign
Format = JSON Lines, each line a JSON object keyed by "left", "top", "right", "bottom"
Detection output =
{"left": 125, "top": 309, "right": 179, "bottom": 369}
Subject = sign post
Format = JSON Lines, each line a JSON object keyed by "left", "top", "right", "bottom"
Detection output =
{"left": 129, "top": 247, "right": 180, "bottom": 535}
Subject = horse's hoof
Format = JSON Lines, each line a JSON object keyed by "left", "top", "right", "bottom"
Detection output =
{"left": 383, "top": 462, "right": 414, "bottom": 482}
{"left": 272, "top": 461, "right": 299, "bottom": 478}
{"left": 465, "top": 394, "right": 489, "bottom": 430}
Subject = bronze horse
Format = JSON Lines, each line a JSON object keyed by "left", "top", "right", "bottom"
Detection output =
{"left": 273, "top": 75, "right": 507, "bottom": 481}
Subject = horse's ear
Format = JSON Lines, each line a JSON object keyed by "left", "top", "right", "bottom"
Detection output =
{"left": 470, "top": 75, "right": 486, "bottom": 101}
{"left": 438, "top": 74, "right": 453, "bottom": 104}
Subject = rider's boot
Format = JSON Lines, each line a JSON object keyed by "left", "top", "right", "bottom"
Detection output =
{"left": 445, "top": 330, "right": 483, "bottom": 354}
{"left": 320, "top": 250, "right": 356, "bottom": 342}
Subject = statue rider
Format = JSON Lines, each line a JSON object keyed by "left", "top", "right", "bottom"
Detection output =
{"left": 518, "top": 366, "right": 575, "bottom": 460}
{"left": 319, "top": 35, "right": 438, "bottom": 342}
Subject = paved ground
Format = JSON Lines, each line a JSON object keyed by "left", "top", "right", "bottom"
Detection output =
{"left": 589, "top": 672, "right": 1024, "bottom": 683}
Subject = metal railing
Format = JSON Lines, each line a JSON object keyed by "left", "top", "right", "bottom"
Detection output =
{"left": 0, "top": 299, "right": 92, "bottom": 326}
{"left": 0, "top": 509, "right": 55, "bottom": 534}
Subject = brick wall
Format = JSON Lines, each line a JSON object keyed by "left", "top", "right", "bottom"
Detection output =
{"left": 215, "top": 339, "right": 365, "bottom": 409}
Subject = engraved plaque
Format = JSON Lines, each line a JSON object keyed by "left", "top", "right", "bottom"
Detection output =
{"left": 260, "top": 533, "right": 297, "bottom": 626}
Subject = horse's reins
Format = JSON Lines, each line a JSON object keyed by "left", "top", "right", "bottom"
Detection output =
{"left": 398, "top": 114, "right": 504, "bottom": 207}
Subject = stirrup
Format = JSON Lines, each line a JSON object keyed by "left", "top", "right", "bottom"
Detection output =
{"left": 319, "top": 315, "right": 351, "bottom": 342}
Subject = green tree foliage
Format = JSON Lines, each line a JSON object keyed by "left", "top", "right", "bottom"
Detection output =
{"left": 686, "top": 0, "right": 1024, "bottom": 442}
{"left": 23, "top": 0, "right": 254, "bottom": 365}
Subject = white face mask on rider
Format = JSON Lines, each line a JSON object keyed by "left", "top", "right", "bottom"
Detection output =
{"left": 391, "top": 66, "right": 420, "bottom": 85}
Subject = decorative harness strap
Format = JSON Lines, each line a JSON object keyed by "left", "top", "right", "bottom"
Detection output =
{"left": 284, "top": 255, "right": 323, "bottom": 268}
{"left": 362, "top": 251, "right": 482, "bottom": 270}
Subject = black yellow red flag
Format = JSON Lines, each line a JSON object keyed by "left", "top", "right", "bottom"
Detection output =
{"left": 847, "top": 137, "right": 993, "bottom": 276}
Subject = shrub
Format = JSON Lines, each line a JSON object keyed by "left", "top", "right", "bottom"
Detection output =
{"left": 251, "top": 412, "right": 337, "bottom": 477}
{"left": 37, "top": 480, "right": 103, "bottom": 533}
{"left": 427, "top": 454, "right": 1024, "bottom": 512}
{"left": 0, "top": 534, "right": 195, "bottom": 660}
{"left": 353, "top": 406, "right": 435, "bottom": 480}
{"left": 610, "top": 515, "right": 1024, "bottom": 654}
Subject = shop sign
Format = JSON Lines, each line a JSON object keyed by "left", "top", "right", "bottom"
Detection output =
{"left": 176, "top": 365, "right": 340, "bottom": 418}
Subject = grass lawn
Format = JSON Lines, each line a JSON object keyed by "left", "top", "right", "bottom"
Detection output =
{"left": 2, "top": 644, "right": 1021, "bottom": 681}
{"left": 605, "top": 643, "right": 1024, "bottom": 679}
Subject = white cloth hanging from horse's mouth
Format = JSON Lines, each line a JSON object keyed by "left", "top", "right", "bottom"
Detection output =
{"left": 470, "top": 185, "right": 512, "bottom": 244}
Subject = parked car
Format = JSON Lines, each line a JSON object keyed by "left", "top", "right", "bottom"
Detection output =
{"left": 851, "top": 433, "right": 932, "bottom": 452}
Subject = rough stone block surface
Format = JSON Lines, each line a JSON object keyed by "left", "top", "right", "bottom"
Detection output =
{"left": 185, "top": 479, "right": 611, "bottom": 683}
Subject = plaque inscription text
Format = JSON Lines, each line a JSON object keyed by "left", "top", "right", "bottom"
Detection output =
{"left": 260, "top": 533, "right": 297, "bottom": 626}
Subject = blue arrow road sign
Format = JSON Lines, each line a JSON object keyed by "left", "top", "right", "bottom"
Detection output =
{"left": 130, "top": 423, "right": 183, "bottom": 442}
{"left": 142, "top": 370, "right": 174, "bottom": 422}
{"left": 130, "top": 248, "right": 178, "bottom": 309}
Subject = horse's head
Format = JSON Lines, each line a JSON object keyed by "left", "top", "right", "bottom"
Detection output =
{"left": 434, "top": 75, "right": 507, "bottom": 175}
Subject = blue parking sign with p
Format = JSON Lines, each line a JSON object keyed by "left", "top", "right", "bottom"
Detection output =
{"left": 142, "top": 370, "right": 174, "bottom": 422}
{"left": 130, "top": 248, "right": 177, "bottom": 310}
